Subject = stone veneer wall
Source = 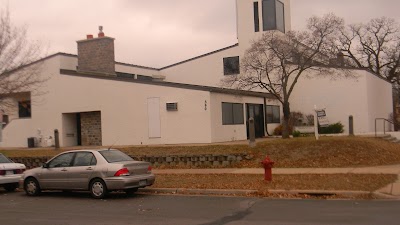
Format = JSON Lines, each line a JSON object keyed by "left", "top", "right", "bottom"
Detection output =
{"left": 11, "top": 153, "right": 251, "bottom": 169}
{"left": 80, "top": 111, "right": 102, "bottom": 146}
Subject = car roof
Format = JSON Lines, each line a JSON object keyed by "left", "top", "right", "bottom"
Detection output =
{"left": 62, "top": 149, "right": 119, "bottom": 154}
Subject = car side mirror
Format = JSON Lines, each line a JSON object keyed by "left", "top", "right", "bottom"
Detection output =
{"left": 42, "top": 163, "right": 49, "bottom": 168}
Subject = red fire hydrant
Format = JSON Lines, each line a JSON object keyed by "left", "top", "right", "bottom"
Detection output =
{"left": 261, "top": 156, "right": 274, "bottom": 181}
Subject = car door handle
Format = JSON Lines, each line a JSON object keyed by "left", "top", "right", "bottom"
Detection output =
{"left": 61, "top": 168, "right": 68, "bottom": 172}
{"left": 86, "top": 167, "right": 93, "bottom": 171}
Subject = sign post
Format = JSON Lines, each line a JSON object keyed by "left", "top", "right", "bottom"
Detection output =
{"left": 314, "top": 105, "right": 319, "bottom": 140}
{"left": 0, "top": 111, "right": 3, "bottom": 144}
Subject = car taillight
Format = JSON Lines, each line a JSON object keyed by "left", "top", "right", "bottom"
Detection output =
{"left": 14, "top": 169, "right": 25, "bottom": 174}
{"left": 0, "top": 170, "right": 4, "bottom": 175}
{"left": 114, "top": 168, "right": 130, "bottom": 177}
{"left": 148, "top": 165, "right": 152, "bottom": 172}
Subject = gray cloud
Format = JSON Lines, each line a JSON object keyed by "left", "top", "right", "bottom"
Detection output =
{"left": 2, "top": 0, "right": 400, "bottom": 67}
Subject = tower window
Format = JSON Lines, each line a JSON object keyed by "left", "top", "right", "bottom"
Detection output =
{"left": 253, "top": 2, "right": 260, "bottom": 32}
{"left": 262, "top": 0, "right": 285, "bottom": 33}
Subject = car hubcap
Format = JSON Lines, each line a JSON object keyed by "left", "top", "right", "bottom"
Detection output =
{"left": 92, "top": 182, "right": 103, "bottom": 197}
{"left": 26, "top": 181, "right": 36, "bottom": 194}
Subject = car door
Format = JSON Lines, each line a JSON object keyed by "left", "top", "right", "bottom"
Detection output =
{"left": 39, "top": 152, "right": 75, "bottom": 189}
{"left": 67, "top": 152, "right": 97, "bottom": 190}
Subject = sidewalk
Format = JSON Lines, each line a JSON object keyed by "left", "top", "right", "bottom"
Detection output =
{"left": 152, "top": 165, "right": 400, "bottom": 199}
{"left": 153, "top": 165, "right": 400, "bottom": 175}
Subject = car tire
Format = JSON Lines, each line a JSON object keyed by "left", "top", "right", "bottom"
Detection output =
{"left": 24, "top": 178, "right": 41, "bottom": 196}
{"left": 90, "top": 179, "right": 107, "bottom": 199}
{"left": 125, "top": 188, "right": 138, "bottom": 196}
{"left": 4, "top": 183, "right": 18, "bottom": 192}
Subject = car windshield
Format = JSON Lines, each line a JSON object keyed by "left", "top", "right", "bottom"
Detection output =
{"left": 0, "top": 154, "right": 13, "bottom": 163}
{"left": 99, "top": 150, "right": 133, "bottom": 163}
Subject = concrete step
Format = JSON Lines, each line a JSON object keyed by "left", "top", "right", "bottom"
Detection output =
{"left": 383, "top": 137, "right": 397, "bottom": 141}
{"left": 378, "top": 134, "right": 400, "bottom": 144}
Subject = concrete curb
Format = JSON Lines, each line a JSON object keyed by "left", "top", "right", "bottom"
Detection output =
{"left": 139, "top": 188, "right": 258, "bottom": 195}
{"left": 372, "top": 191, "right": 400, "bottom": 200}
{"left": 267, "top": 189, "right": 371, "bottom": 197}
{"left": 139, "top": 188, "right": 400, "bottom": 199}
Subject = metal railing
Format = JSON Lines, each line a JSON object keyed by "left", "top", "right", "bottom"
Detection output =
{"left": 375, "top": 118, "right": 395, "bottom": 137}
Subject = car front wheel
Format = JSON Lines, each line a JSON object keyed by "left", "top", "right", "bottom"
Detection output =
{"left": 24, "top": 178, "right": 41, "bottom": 196}
{"left": 90, "top": 179, "right": 107, "bottom": 199}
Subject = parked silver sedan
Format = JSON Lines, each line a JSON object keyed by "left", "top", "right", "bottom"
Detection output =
{"left": 21, "top": 149, "right": 155, "bottom": 198}
{"left": 0, "top": 153, "right": 26, "bottom": 191}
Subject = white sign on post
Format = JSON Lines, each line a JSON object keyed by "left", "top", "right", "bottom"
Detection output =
{"left": 316, "top": 109, "right": 330, "bottom": 127}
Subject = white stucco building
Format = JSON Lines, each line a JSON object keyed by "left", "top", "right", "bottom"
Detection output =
{"left": 0, "top": 0, "right": 393, "bottom": 147}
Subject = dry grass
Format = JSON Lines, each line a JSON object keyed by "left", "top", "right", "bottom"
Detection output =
{"left": 153, "top": 174, "right": 397, "bottom": 193}
{"left": 1, "top": 136, "right": 400, "bottom": 168}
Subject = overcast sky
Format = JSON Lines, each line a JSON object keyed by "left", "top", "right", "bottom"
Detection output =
{"left": 2, "top": 0, "right": 400, "bottom": 68}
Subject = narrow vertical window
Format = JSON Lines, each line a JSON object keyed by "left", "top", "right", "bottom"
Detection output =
{"left": 275, "top": 0, "right": 285, "bottom": 33}
{"left": 262, "top": 0, "right": 285, "bottom": 33}
{"left": 262, "top": 0, "right": 276, "bottom": 31}
{"left": 253, "top": 2, "right": 260, "bottom": 32}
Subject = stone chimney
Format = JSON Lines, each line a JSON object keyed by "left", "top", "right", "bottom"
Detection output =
{"left": 77, "top": 26, "right": 116, "bottom": 76}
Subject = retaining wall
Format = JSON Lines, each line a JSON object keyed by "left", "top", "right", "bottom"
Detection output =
{"left": 11, "top": 153, "right": 251, "bottom": 169}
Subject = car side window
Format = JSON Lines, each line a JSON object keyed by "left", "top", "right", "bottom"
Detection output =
{"left": 72, "top": 152, "right": 96, "bottom": 167}
{"left": 48, "top": 153, "right": 74, "bottom": 168}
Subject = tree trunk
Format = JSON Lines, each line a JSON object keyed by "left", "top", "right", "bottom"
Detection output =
{"left": 393, "top": 89, "right": 399, "bottom": 131}
{"left": 282, "top": 101, "right": 291, "bottom": 139}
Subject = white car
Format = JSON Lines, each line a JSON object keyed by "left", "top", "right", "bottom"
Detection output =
{"left": 0, "top": 153, "right": 26, "bottom": 192}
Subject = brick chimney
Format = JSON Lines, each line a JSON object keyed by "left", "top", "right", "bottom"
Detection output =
{"left": 77, "top": 26, "right": 116, "bottom": 76}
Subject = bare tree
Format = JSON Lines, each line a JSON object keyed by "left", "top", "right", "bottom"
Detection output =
{"left": 338, "top": 17, "right": 400, "bottom": 129}
{"left": 0, "top": 7, "right": 47, "bottom": 110}
{"left": 223, "top": 14, "right": 349, "bottom": 138}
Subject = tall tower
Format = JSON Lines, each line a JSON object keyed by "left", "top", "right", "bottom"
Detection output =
{"left": 236, "top": 0, "right": 291, "bottom": 49}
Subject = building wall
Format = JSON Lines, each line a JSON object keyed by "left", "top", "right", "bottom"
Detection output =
{"left": 210, "top": 92, "right": 280, "bottom": 142}
{"left": 365, "top": 73, "right": 394, "bottom": 132}
{"left": 60, "top": 54, "right": 161, "bottom": 78}
{"left": 161, "top": 46, "right": 240, "bottom": 87}
{"left": 2, "top": 55, "right": 217, "bottom": 147}
{"left": 62, "top": 113, "right": 78, "bottom": 147}
{"left": 1, "top": 56, "right": 61, "bottom": 147}
{"left": 289, "top": 69, "right": 392, "bottom": 134}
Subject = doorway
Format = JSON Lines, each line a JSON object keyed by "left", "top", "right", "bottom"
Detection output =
{"left": 246, "top": 104, "right": 265, "bottom": 139}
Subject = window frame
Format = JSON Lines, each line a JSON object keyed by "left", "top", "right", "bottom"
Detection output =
{"left": 262, "top": 0, "right": 285, "bottom": 33}
{"left": 222, "top": 102, "right": 244, "bottom": 125}
{"left": 18, "top": 100, "right": 31, "bottom": 118}
{"left": 48, "top": 153, "right": 75, "bottom": 168}
{"left": 266, "top": 105, "right": 281, "bottom": 124}
{"left": 253, "top": 2, "right": 260, "bottom": 32}
{"left": 72, "top": 152, "right": 97, "bottom": 167}
{"left": 223, "top": 56, "right": 240, "bottom": 75}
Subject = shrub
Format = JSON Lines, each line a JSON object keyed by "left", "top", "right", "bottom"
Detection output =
{"left": 292, "top": 130, "right": 301, "bottom": 137}
{"left": 273, "top": 124, "right": 293, "bottom": 136}
{"left": 273, "top": 125, "right": 283, "bottom": 136}
{"left": 319, "top": 122, "right": 344, "bottom": 134}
